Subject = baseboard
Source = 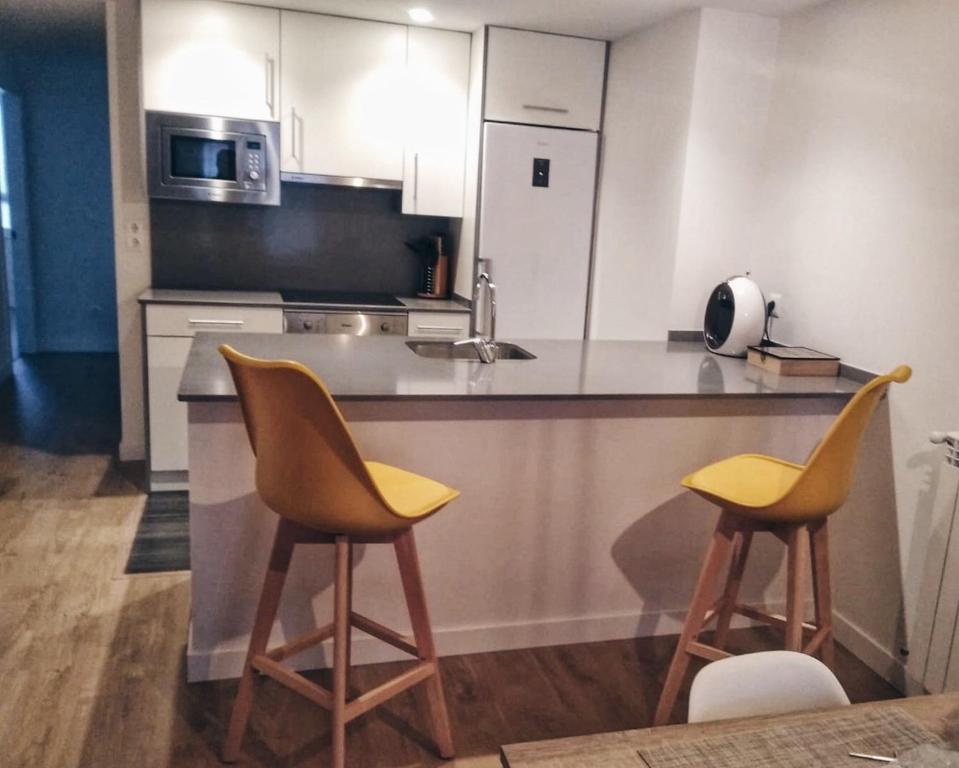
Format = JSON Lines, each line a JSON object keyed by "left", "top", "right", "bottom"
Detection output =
{"left": 832, "top": 609, "right": 925, "bottom": 695}
{"left": 187, "top": 605, "right": 769, "bottom": 683}
{"left": 148, "top": 469, "right": 188, "bottom": 492}
{"left": 118, "top": 439, "right": 145, "bottom": 462}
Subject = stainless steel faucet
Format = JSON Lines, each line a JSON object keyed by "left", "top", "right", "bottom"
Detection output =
{"left": 455, "top": 270, "right": 497, "bottom": 363}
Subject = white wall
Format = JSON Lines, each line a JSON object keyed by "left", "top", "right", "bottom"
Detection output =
{"left": 752, "top": 0, "right": 959, "bottom": 688}
{"left": 590, "top": 9, "right": 779, "bottom": 339}
{"left": 106, "top": 0, "right": 151, "bottom": 461}
{"left": 668, "top": 8, "right": 780, "bottom": 330}
{"left": 589, "top": 11, "right": 700, "bottom": 340}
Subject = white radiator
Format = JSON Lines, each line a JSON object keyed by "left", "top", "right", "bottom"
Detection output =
{"left": 915, "top": 432, "right": 959, "bottom": 693}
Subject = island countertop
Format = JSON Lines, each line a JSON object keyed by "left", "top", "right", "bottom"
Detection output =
{"left": 177, "top": 333, "right": 864, "bottom": 402}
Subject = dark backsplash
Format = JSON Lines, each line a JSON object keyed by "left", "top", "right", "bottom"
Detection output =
{"left": 150, "top": 183, "right": 455, "bottom": 296}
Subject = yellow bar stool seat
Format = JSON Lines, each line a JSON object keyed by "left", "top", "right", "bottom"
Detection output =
{"left": 654, "top": 365, "right": 911, "bottom": 725}
{"left": 218, "top": 345, "right": 457, "bottom": 766}
{"left": 681, "top": 455, "right": 805, "bottom": 520}
{"left": 365, "top": 461, "right": 460, "bottom": 520}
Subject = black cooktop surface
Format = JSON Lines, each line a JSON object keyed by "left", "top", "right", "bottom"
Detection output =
{"left": 280, "top": 290, "right": 404, "bottom": 307}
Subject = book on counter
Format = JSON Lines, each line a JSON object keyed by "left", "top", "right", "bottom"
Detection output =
{"left": 746, "top": 344, "right": 841, "bottom": 377}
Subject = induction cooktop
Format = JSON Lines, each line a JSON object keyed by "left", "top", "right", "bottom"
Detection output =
{"left": 280, "top": 290, "right": 404, "bottom": 307}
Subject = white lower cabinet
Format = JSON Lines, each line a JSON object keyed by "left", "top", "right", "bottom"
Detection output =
{"left": 147, "top": 335, "right": 193, "bottom": 475}
{"left": 407, "top": 311, "right": 470, "bottom": 339}
{"left": 145, "top": 303, "right": 282, "bottom": 490}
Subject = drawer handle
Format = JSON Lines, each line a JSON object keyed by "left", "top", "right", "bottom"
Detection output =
{"left": 188, "top": 318, "right": 245, "bottom": 326}
{"left": 522, "top": 104, "right": 570, "bottom": 114}
{"left": 417, "top": 325, "right": 464, "bottom": 332}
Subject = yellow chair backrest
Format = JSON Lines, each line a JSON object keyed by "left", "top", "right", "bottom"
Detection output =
{"left": 220, "top": 344, "right": 409, "bottom": 535}
{"left": 772, "top": 365, "right": 911, "bottom": 519}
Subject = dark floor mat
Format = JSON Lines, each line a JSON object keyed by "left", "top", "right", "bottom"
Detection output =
{"left": 125, "top": 492, "right": 190, "bottom": 574}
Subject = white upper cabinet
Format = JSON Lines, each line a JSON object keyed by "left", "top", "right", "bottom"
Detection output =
{"left": 402, "top": 28, "right": 470, "bottom": 218}
{"left": 484, "top": 27, "right": 606, "bottom": 131}
{"left": 142, "top": 0, "right": 280, "bottom": 121}
{"left": 281, "top": 13, "right": 407, "bottom": 181}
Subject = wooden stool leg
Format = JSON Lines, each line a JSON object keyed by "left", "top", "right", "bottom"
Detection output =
{"left": 653, "top": 512, "right": 737, "bottom": 726}
{"left": 223, "top": 520, "right": 296, "bottom": 762}
{"left": 784, "top": 524, "right": 807, "bottom": 652}
{"left": 345, "top": 541, "right": 354, "bottom": 689}
{"left": 809, "top": 519, "right": 835, "bottom": 668}
{"left": 713, "top": 529, "right": 753, "bottom": 650}
{"left": 332, "top": 535, "right": 352, "bottom": 768}
{"left": 395, "top": 529, "right": 455, "bottom": 759}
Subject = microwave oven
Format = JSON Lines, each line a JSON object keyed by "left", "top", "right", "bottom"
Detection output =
{"left": 146, "top": 111, "right": 280, "bottom": 206}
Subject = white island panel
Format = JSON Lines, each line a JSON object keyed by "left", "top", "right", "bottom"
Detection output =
{"left": 187, "top": 396, "right": 859, "bottom": 682}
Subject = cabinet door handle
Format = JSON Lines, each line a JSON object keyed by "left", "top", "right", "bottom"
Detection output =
{"left": 417, "top": 325, "right": 463, "bottom": 332}
{"left": 291, "top": 107, "right": 299, "bottom": 162}
{"left": 522, "top": 104, "right": 570, "bottom": 114}
{"left": 264, "top": 55, "right": 275, "bottom": 115}
{"left": 413, "top": 152, "right": 419, "bottom": 203}
{"left": 188, "top": 318, "right": 245, "bottom": 326}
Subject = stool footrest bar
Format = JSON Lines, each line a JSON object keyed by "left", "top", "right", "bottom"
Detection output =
{"left": 735, "top": 604, "right": 817, "bottom": 634}
{"left": 803, "top": 625, "right": 832, "bottom": 655}
{"left": 251, "top": 655, "right": 333, "bottom": 710}
{"left": 345, "top": 660, "right": 436, "bottom": 723}
{"left": 350, "top": 611, "right": 420, "bottom": 657}
{"left": 686, "top": 641, "right": 733, "bottom": 662}
{"left": 265, "top": 622, "right": 336, "bottom": 661}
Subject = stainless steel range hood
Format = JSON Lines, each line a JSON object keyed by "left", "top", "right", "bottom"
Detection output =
{"left": 280, "top": 171, "right": 402, "bottom": 190}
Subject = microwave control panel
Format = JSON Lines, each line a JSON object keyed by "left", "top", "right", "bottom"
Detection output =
{"left": 243, "top": 140, "right": 266, "bottom": 189}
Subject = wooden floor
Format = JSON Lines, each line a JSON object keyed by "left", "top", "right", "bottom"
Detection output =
{"left": 0, "top": 354, "right": 901, "bottom": 767}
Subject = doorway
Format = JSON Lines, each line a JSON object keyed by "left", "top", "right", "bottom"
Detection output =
{"left": 0, "top": 88, "right": 35, "bottom": 374}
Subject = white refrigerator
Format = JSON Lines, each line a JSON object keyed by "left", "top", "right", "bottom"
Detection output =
{"left": 477, "top": 122, "right": 598, "bottom": 339}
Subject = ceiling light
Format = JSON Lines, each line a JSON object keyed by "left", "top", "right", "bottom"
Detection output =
{"left": 408, "top": 7, "right": 434, "bottom": 23}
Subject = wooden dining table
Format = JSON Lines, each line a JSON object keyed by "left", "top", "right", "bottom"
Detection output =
{"left": 501, "top": 693, "right": 959, "bottom": 768}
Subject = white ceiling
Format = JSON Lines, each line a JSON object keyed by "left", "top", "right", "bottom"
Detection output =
{"left": 256, "top": 0, "right": 828, "bottom": 40}
{"left": 0, "top": 0, "right": 829, "bottom": 48}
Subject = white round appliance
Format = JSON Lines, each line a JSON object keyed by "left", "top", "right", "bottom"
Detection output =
{"left": 703, "top": 276, "right": 766, "bottom": 357}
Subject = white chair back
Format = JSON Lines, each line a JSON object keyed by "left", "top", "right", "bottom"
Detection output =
{"left": 688, "top": 651, "right": 851, "bottom": 723}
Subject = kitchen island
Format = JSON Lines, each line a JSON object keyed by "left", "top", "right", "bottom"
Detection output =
{"left": 179, "top": 333, "right": 887, "bottom": 683}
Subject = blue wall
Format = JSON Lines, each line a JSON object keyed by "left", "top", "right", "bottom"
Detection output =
{"left": 13, "top": 43, "right": 117, "bottom": 352}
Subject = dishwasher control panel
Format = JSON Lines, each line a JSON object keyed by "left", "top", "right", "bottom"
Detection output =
{"left": 284, "top": 311, "right": 408, "bottom": 336}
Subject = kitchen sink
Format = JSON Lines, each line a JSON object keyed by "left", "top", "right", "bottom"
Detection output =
{"left": 406, "top": 341, "right": 537, "bottom": 361}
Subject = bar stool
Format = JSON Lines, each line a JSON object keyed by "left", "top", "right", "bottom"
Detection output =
{"left": 654, "top": 365, "right": 911, "bottom": 726}
{"left": 219, "top": 345, "right": 458, "bottom": 766}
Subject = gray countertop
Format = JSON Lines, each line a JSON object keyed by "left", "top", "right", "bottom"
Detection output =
{"left": 139, "top": 288, "right": 284, "bottom": 307}
{"left": 138, "top": 288, "right": 469, "bottom": 314}
{"left": 178, "top": 333, "right": 864, "bottom": 402}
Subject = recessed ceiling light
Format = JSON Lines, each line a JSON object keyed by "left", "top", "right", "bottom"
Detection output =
{"left": 408, "top": 7, "right": 434, "bottom": 23}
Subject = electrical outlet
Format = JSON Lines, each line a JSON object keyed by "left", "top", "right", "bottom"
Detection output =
{"left": 126, "top": 220, "right": 146, "bottom": 250}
